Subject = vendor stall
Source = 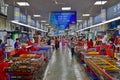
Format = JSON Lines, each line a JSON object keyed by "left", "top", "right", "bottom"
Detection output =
{"left": 85, "top": 55, "right": 120, "bottom": 80}
{"left": 5, "top": 54, "right": 46, "bottom": 80}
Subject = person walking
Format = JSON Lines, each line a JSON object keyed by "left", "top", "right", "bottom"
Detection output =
{"left": 61, "top": 37, "right": 65, "bottom": 47}
{"left": 51, "top": 37, "right": 55, "bottom": 49}
{"left": 55, "top": 37, "right": 59, "bottom": 50}
{"left": 70, "top": 38, "right": 76, "bottom": 57}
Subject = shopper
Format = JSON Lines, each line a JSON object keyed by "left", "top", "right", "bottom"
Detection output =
{"left": 61, "top": 37, "right": 65, "bottom": 47}
{"left": 14, "top": 38, "right": 21, "bottom": 49}
{"left": 109, "top": 40, "right": 115, "bottom": 52}
{"left": 7, "top": 37, "right": 14, "bottom": 48}
{"left": 70, "top": 38, "right": 75, "bottom": 57}
{"left": 47, "top": 37, "right": 51, "bottom": 45}
{"left": 58, "top": 37, "right": 60, "bottom": 48}
{"left": 51, "top": 37, "right": 55, "bottom": 49}
{"left": 55, "top": 37, "right": 59, "bottom": 50}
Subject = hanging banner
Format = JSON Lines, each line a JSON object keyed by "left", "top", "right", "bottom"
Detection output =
{"left": 107, "top": 2, "right": 120, "bottom": 20}
{"left": 20, "top": 13, "right": 27, "bottom": 24}
{"left": 80, "top": 24, "right": 83, "bottom": 29}
{"left": 36, "top": 21, "right": 40, "bottom": 28}
{"left": 85, "top": 20, "right": 87, "bottom": 27}
{"left": 14, "top": 7, "right": 20, "bottom": 21}
{"left": 88, "top": 17, "right": 93, "bottom": 26}
{"left": 78, "top": 24, "right": 80, "bottom": 30}
{"left": 101, "top": 9, "right": 106, "bottom": 22}
{"left": 31, "top": 19, "right": 36, "bottom": 27}
{"left": 27, "top": 15, "right": 31, "bottom": 25}
{"left": 90, "top": 17, "right": 93, "bottom": 26}
{"left": 83, "top": 20, "right": 87, "bottom": 28}
{"left": 94, "top": 14, "right": 101, "bottom": 24}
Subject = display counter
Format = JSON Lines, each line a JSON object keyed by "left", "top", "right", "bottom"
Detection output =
{"left": 85, "top": 55, "right": 120, "bottom": 80}
{"left": 5, "top": 54, "right": 46, "bottom": 80}
{"left": 76, "top": 49, "right": 99, "bottom": 64}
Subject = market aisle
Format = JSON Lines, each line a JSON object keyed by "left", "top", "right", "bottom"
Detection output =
{"left": 43, "top": 44, "right": 90, "bottom": 80}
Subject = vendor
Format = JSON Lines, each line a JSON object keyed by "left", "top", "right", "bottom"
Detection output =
{"left": 7, "top": 37, "right": 14, "bottom": 48}
{"left": 14, "top": 38, "right": 21, "bottom": 49}
{"left": 87, "top": 39, "right": 93, "bottom": 50}
{"left": 27, "top": 38, "right": 33, "bottom": 45}
{"left": 0, "top": 39, "right": 5, "bottom": 55}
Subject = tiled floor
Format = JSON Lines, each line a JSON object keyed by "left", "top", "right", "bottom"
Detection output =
{"left": 43, "top": 45, "right": 90, "bottom": 80}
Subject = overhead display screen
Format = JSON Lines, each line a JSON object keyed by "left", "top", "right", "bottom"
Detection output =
{"left": 50, "top": 11, "right": 77, "bottom": 29}
{"left": 59, "top": 30, "right": 65, "bottom": 34}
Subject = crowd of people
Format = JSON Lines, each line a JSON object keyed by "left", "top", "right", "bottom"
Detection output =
{"left": 0, "top": 35, "right": 119, "bottom": 59}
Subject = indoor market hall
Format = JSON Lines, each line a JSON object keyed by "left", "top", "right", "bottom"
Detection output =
{"left": 1, "top": 0, "right": 120, "bottom": 80}
{"left": 43, "top": 44, "right": 90, "bottom": 80}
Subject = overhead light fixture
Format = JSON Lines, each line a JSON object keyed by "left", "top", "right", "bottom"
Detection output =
{"left": 82, "top": 14, "right": 90, "bottom": 16}
{"left": 76, "top": 16, "right": 120, "bottom": 32}
{"left": 94, "top": 1, "right": 107, "bottom": 5}
{"left": 45, "top": 24, "right": 49, "bottom": 26}
{"left": 33, "top": 15, "right": 41, "bottom": 17}
{"left": 62, "top": 7, "right": 71, "bottom": 10}
{"left": 48, "top": 26, "right": 51, "bottom": 27}
{"left": 11, "top": 20, "right": 47, "bottom": 32}
{"left": 77, "top": 20, "right": 82, "bottom": 22}
{"left": 16, "top": 2, "right": 30, "bottom": 6}
{"left": 41, "top": 20, "right": 47, "bottom": 23}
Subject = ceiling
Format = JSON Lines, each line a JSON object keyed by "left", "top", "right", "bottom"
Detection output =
{"left": 5, "top": 0, "right": 120, "bottom": 24}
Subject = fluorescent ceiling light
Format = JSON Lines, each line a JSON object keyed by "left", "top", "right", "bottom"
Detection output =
{"left": 11, "top": 20, "right": 47, "bottom": 32}
{"left": 94, "top": 1, "right": 107, "bottom": 5}
{"left": 62, "top": 7, "right": 71, "bottom": 10}
{"left": 33, "top": 15, "right": 41, "bottom": 17}
{"left": 77, "top": 20, "right": 82, "bottom": 22}
{"left": 16, "top": 2, "right": 30, "bottom": 6}
{"left": 82, "top": 14, "right": 90, "bottom": 16}
{"left": 45, "top": 24, "right": 49, "bottom": 26}
{"left": 41, "top": 20, "right": 47, "bottom": 23}
{"left": 76, "top": 16, "right": 120, "bottom": 32}
{"left": 48, "top": 26, "right": 51, "bottom": 27}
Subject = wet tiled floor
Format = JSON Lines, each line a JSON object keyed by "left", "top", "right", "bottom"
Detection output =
{"left": 43, "top": 45, "right": 90, "bottom": 80}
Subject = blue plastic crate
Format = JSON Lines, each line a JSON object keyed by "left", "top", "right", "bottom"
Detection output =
{"left": 88, "top": 72, "right": 98, "bottom": 80}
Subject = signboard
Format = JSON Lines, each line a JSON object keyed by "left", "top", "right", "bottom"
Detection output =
{"left": 41, "top": 24, "right": 43, "bottom": 29}
{"left": 27, "top": 15, "right": 31, "bottom": 25}
{"left": 101, "top": 9, "right": 106, "bottom": 22}
{"left": 107, "top": 2, "right": 120, "bottom": 20}
{"left": 78, "top": 24, "right": 80, "bottom": 29}
{"left": 58, "top": 30, "right": 65, "bottom": 34}
{"left": 31, "top": 19, "right": 36, "bottom": 27}
{"left": 80, "top": 24, "right": 82, "bottom": 29}
{"left": 83, "top": 20, "right": 87, "bottom": 28}
{"left": 36, "top": 21, "right": 40, "bottom": 28}
{"left": 20, "top": 13, "right": 27, "bottom": 24}
{"left": 88, "top": 17, "right": 93, "bottom": 26}
{"left": 50, "top": 11, "right": 77, "bottom": 29}
{"left": 14, "top": 7, "right": 20, "bottom": 21}
{"left": 94, "top": 14, "right": 101, "bottom": 24}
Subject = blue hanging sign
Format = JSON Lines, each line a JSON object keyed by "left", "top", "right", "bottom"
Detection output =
{"left": 20, "top": 13, "right": 27, "bottom": 24}
{"left": 107, "top": 2, "right": 120, "bottom": 20}
{"left": 94, "top": 14, "right": 101, "bottom": 24}
{"left": 31, "top": 19, "right": 36, "bottom": 27}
